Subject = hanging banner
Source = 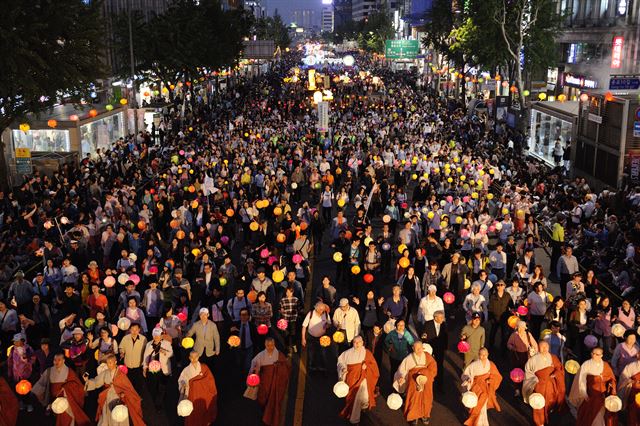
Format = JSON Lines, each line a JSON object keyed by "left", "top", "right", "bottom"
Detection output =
{"left": 317, "top": 101, "right": 329, "bottom": 132}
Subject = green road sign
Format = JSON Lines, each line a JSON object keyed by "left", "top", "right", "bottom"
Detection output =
{"left": 385, "top": 40, "right": 419, "bottom": 59}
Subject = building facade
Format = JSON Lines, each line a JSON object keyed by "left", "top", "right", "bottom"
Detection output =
{"left": 334, "top": 0, "right": 353, "bottom": 28}
{"left": 352, "top": 0, "right": 379, "bottom": 21}
{"left": 322, "top": 6, "right": 336, "bottom": 32}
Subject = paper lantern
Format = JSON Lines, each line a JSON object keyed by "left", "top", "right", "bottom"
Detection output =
{"left": 333, "top": 381, "right": 349, "bottom": 398}
{"left": 397, "top": 244, "right": 407, "bottom": 254}
{"left": 118, "top": 273, "right": 129, "bottom": 285}
{"left": 363, "top": 273, "right": 374, "bottom": 284}
{"left": 277, "top": 319, "right": 288, "bottom": 330}
{"left": 228, "top": 335, "right": 241, "bottom": 347}
{"left": 540, "top": 329, "right": 552, "bottom": 339}
{"left": 177, "top": 399, "right": 194, "bottom": 417}
{"left": 457, "top": 341, "right": 470, "bottom": 353}
{"left": 320, "top": 335, "right": 331, "bottom": 347}
{"left": 117, "top": 317, "right": 131, "bottom": 331}
{"left": 337, "top": 199, "right": 346, "bottom": 207}
{"left": 635, "top": 392, "right": 640, "bottom": 407}
{"left": 85, "top": 318, "right": 96, "bottom": 328}
{"left": 47, "top": 119, "right": 58, "bottom": 128}
{"left": 15, "top": 380, "right": 31, "bottom": 395}
{"left": 177, "top": 312, "right": 187, "bottom": 322}
{"left": 148, "top": 360, "right": 162, "bottom": 373}
{"left": 249, "top": 221, "right": 259, "bottom": 231}
{"left": 219, "top": 277, "right": 228, "bottom": 286}
{"left": 382, "top": 242, "right": 391, "bottom": 251}
{"left": 584, "top": 335, "right": 598, "bottom": 348}
{"left": 611, "top": 323, "right": 625, "bottom": 338}
{"left": 226, "top": 209, "right": 234, "bottom": 217}
{"left": 190, "top": 200, "right": 199, "bottom": 209}
{"left": 276, "top": 233, "right": 286, "bottom": 243}
{"left": 351, "top": 265, "right": 361, "bottom": 275}
{"left": 293, "top": 254, "right": 303, "bottom": 264}
{"left": 119, "top": 98, "right": 128, "bottom": 105}
{"left": 510, "top": 368, "right": 525, "bottom": 383}
{"left": 246, "top": 290, "right": 257, "bottom": 303}
{"left": 176, "top": 230, "right": 185, "bottom": 240}
{"left": 129, "top": 274, "right": 140, "bottom": 285}
{"left": 529, "top": 393, "right": 545, "bottom": 410}
{"left": 462, "top": 391, "right": 478, "bottom": 408}
{"left": 387, "top": 393, "right": 403, "bottom": 410}
{"left": 343, "top": 55, "right": 355, "bottom": 67}
{"left": 19, "top": 123, "right": 30, "bottom": 132}
{"left": 333, "top": 331, "right": 345, "bottom": 343}
{"left": 508, "top": 315, "right": 519, "bottom": 329}
{"left": 247, "top": 374, "right": 260, "bottom": 387}
{"left": 69, "top": 114, "right": 79, "bottom": 121}
{"left": 272, "top": 270, "right": 285, "bottom": 283}
{"left": 382, "top": 214, "right": 391, "bottom": 223}
{"left": 523, "top": 90, "right": 530, "bottom": 97}
{"left": 464, "top": 279, "right": 471, "bottom": 290}
{"left": 257, "top": 324, "right": 268, "bottom": 335}
{"left": 118, "top": 365, "right": 128, "bottom": 375}
{"left": 443, "top": 292, "right": 455, "bottom": 304}
{"left": 88, "top": 109, "right": 98, "bottom": 117}
{"left": 273, "top": 207, "right": 283, "bottom": 216}
{"left": 105, "top": 104, "right": 114, "bottom": 111}
{"left": 181, "top": 337, "right": 194, "bottom": 349}
{"left": 517, "top": 306, "right": 528, "bottom": 316}
{"left": 580, "top": 93, "right": 589, "bottom": 102}
{"left": 111, "top": 404, "right": 129, "bottom": 422}
{"left": 313, "top": 91, "right": 323, "bottom": 103}
{"left": 605, "top": 395, "right": 622, "bottom": 412}
{"left": 51, "top": 396, "right": 69, "bottom": 414}
{"left": 104, "top": 276, "right": 116, "bottom": 288}
{"left": 398, "top": 258, "right": 410, "bottom": 269}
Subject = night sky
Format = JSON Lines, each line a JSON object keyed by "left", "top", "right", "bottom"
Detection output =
{"left": 264, "top": 0, "right": 324, "bottom": 25}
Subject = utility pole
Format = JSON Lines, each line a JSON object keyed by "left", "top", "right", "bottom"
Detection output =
{"left": 128, "top": 7, "right": 139, "bottom": 138}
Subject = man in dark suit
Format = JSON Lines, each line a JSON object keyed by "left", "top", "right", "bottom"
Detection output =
{"left": 364, "top": 323, "right": 384, "bottom": 367}
{"left": 423, "top": 310, "right": 448, "bottom": 391}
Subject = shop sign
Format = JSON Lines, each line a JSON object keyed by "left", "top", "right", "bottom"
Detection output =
{"left": 609, "top": 75, "right": 640, "bottom": 90}
{"left": 611, "top": 36, "right": 624, "bottom": 69}
{"left": 15, "top": 148, "right": 32, "bottom": 175}
{"left": 563, "top": 73, "right": 598, "bottom": 89}
{"left": 634, "top": 122, "right": 640, "bottom": 138}
{"left": 630, "top": 152, "right": 640, "bottom": 183}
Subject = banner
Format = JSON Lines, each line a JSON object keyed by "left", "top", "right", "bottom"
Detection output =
{"left": 317, "top": 101, "right": 329, "bottom": 132}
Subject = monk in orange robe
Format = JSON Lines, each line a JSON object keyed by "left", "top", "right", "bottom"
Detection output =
{"left": 618, "top": 359, "right": 640, "bottom": 426}
{"left": 178, "top": 350, "right": 218, "bottom": 426}
{"left": 84, "top": 354, "right": 146, "bottom": 426}
{"left": 522, "top": 342, "right": 565, "bottom": 425}
{"left": 569, "top": 347, "right": 617, "bottom": 426}
{"left": 462, "top": 347, "right": 502, "bottom": 426}
{"left": 33, "top": 352, "right": 91, "bottom": 426}
{"left": 393, "top": 341, "right": 438, "bottom": 425}
{"left": 336, "top": 336, "right": 380, "bottom": 424}
{"left": 0, "top": 376, "right": 18, "bottom": 426}
{"left": 250, "top": 338, "right": 292, "bottom": 426}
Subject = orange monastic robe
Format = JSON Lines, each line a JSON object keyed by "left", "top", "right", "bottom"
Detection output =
{"left": 532, "top": 355, "right": 566, "bottom": 426}
{"left": 0, "top": 377, "right": 18, "bottom": 426}
{"left": 577, "top": 364, "right": 618, "bottom": 426}
{"left": 258, "top": 352, "right": 291, "bottom": 426}
{"left": 465, "top": 361, "right": 502, "bottom": 426}
{"left": 340, "top": 349, "right": 380, "bottom": 421}
{"left": 96, "top": 369, "right": 145, "bottom": 426}
{"left": 186, "top": 364, "right": 218, "bottom": 426}
{"left": 404, "top": 353, "right": 438, "bottom": 422}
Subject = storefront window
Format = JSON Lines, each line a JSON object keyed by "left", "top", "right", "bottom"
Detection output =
{"left": 529, "top": 110, "right": 573, "bottom": 166}
{"left": 79, "top": 112, "right": 125, "bottom": 156}
{"left": 12, "top": 129, "right": 70, "bottom": 152}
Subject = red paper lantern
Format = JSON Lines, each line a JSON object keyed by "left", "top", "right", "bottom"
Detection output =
{"left": 137, "top": 220, "right": 146, "bottom": 230}
{"left": 457, "top": 341, "right": 470, "bottom": 353}
{"left": 443, "top": 292, "right": 455, "bottom": 304}
{"left": 517, "top": 306, "right": 528, "bottom": 316}
{"left": 363, "top": 273, "right": 374, "bottom": 284}
{"left": 88, "top": 109, "right": 98, "bottom": 117}
{"left": 118, "top": 365, "right": 128, "bottom": 375}
{"left": 277, "top": 319, "right": 288, "bottom": 330}
{"left": 510, "top": 368, "right": 524, "bottom": 383}
{"left": 246, "top": 374, "right": 260, "bottom": 387}
{"left": 177, "top": 312, "right": 187, "bottom": 322}
{"left": 257, "top": 324, "right": 268, "bottom": 335}
{"left": 15, "top": 380, "right": 31, "bottom": 395}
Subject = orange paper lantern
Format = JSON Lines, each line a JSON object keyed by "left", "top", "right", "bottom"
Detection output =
{"left": 398, "top": 257, "right": 410, "bottom": 268}
{"left": 176, "top": 230, "right": 185, "bottom": 240}
{"left": 137, "top": 220, "right": 146, "bottom": 230}
{"left": 89, "top": 109, "right": 98, "bottom": 117}
{"left": 226, "top": 209, "right": 234, "bottom": 217}
{"left": 47, "top": 119, "right": 57, "bottom": 128}
{"left": 15, "top": 380, "right": 31, "bottom": 395}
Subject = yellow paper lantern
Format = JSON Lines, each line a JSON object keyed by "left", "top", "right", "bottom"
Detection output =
{"left": 427, "top": 212, "right": 435, "bottom": 219}
{"left": 565, "top": 359, "right": 579, "bottom": 375}
{"left": 249, "top": 221, "right": 259, "bottom": 231}
{"left": 456, "top": 217, "right": 463, "bottom": 224}
{"left": 333, "top": 252, "right": 343, "bottom": 262}
{"left": 272, "top": 270, "right": 285, "bottom": 283}
{"left": 351, "top": 265, "right": 361, "bottom": 275}
{"left": 333, "top": 331, "right": 345, "bottom": 343}
{"left": 181, "top": 337, "right": 195, "bottom": 349}
{"left": 120, "top": 98, "right": 128, "bottom": 105}
{"left": 337, "top": 199, "right": 345, "bottom": 207}
{"left": 273, "top": 206, "right": 282, "bottom": 216}
{"left": 397, "top": 244, "right": 407, "bottom": 254}
{"left": 191, "top": 248, "right": 201, "bottom": 257}
{"left": 398, "top": 257, "right": 410, "bottom": 268}
{"left": 464, "top": 279, "right": 471, "bottom": 289}
{"left": 487, "top": 194, "right": 494, "bottom": 200}
{"left": 508, "top": 315, "right": 520, "bottom": 329}
{"left": 19, "top": 123, "right": 30, "bottom": 132}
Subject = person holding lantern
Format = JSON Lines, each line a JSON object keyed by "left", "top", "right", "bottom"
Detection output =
{"left": 507, "top": 321, "right": 538, "bottom": 397}
{"left": 83, "top": 353, "right": 145, "bottom": 426}
{"left": 32, "top": 351, "right": 91, "bottom": 426}
{"left": 522, "top": 340, "right": 566, "bottom": 425}
{"left": 302, "top": 302, "right": 331, "bottom": 373}
{"left": 185, "top": 307, "right": 220, "bottom": 369}
{"left": 7, "top": 333, "right": 36, "bottom": 412}
{"left": 392, "top": 340, "right": 437, "bottom": 425}
{"left": 461, "top": 347, "right": 502, "bottom": 426}
{"left": 250, "top": 337, "right": 291, "bottom": 426}
{"left": 461, "top": 312, "right": 486, "bottom": 367}
{"left": 568, "top": 347, "right": 617, "bottom": 426}
{"left": 178, "top": 350, "right": 218, "bottom": 426}
{"left": 337, "top": 335, "right": 379, "bottom": 425}
{"left": 617, "top": 354, "right": 640, "bottom": 426}
{"left": 142, "top": 327, "right": 173, "bottom": 409}
{"left": 332, "top": 298, "right": 361, "bottom": 354}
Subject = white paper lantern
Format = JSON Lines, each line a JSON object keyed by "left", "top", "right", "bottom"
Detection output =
{"left": 313, "top": 91, "right": 323, "bottom": 104}
{"left": 605, "top": 395, "right": 622, "bottom": 412}
{"left": 291, "top": 182, "right": 298, "bottom": 189}
{"left": 128, "top": 253, "right": 137, "bottom": 262}
{"left": 611, "top": 323, "right": 625, "bottom": 338}
{"left": 422, "top": 343, "right": 433, "bottom": 355}
{"left": 387, "top": 393, "right": 403, "bottom": 410}
{"left": 495, "top": 221, "right": 503, "bottom": 231}
{"left": 177, "top": 399, "right": 194, "bottom": 417}
{"left": 117, "top": 317, "right": 131, "bottom": 331}
{"left": 528, "top": 393, "right": 545, "bottom": 410}
{"left": 462, "top": 391, "right": 478, "bottom": 408}
{"left": 383, "top": 319, "right": 396, "bottom": 334}
{"left": 333, "top": 381, "right": 349, "bottom": 398}
{"left": 51, "top": 397, "right": 69, "bottom": 414}
{"left": 111, "top": 404, "right": 129, "bottom": 422}
{"left": 343, "top": 55, "right": 355, "bottom": 67}
{"left": 118, "top": 273, "right": 130, "bottom": 285}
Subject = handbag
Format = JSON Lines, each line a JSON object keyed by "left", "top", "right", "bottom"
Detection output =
{"left": 243, "top": 385, "right": 259, "bottom": 400}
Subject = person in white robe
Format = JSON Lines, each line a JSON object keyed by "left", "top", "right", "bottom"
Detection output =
{"left": 461, "top": 348, "right": 501, "bottom": 426}
{"left": 337, "top": 336, "right": 369, "bottom": 424}
{"left": 568, "top": 347, "right": 616, "bottom": 425}
{"left": 250, "top": 339, "right": 282, "bottom": 372}
{"left": 178, "top": 351, "right": 204, "bottom": 397}
{"left": 618, "top": 358, "right": 640, "bottom": 409}
{"left": 522, "top": 341, "right": 555, "bottom": 402}
{"left": 84, "top": 355, "right": 133, "bottom": 426}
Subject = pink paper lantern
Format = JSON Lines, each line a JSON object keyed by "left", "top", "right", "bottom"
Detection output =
{"left": 517, "top": 306, "right": 528, "bottom": 316}
{"left": 488, "top": 225, "right": 496, "bottom": 232}
{"left": 457, "top": 341, "right": 470, "bottom": 353}
{"left": 220, "top": 236, "right": 229, "bottom": 245}
{"left": 267, "top": 255, "right": 277, "bottom": 265}
{"left": 148, "top": 266, "right": 158, "bottom": 274}
{"left": 443, "top": 292, "right": 455, "bottom": 304}
{"left": 179, "top": 150, "right": 185, "bottom": 155}
{"left": 129, "top": 274, "right": 140, "bottom": 285}
{"left": 292, "top": 254, "right": 303, "bottom": 264}
{"left": 177, "top": 312, "right": 187, "bottom": 322}
{"left": 257, "top": 324, "right": 268, "bottom": 335}
{"left": 118, "top": 365, "right": 128, "bottom": 375}
{"left": 246, "top": 374, "right": 260, "bottom": 387}
{"left": 148, "top": 360, "right": 162, "bottom": 373}
{"left": 510, "top": 368, "right": 524, "bottom": 383}
{"left": 446, "top": 196, "right": 453, "bottom": 203}
{"left": 277, "top": 319, "right": 288, "bottom": 330}
{"left": 584, "top": 334, "right": 598, "bottom": 348}
{"left": 462, "top": 196, "right": 470, "bottom": 203}
{"left": 104, "top": 276, "right": 116, "bottom": 288}
{"left": 260, "top": 248, "right": 270, "bottom": 258}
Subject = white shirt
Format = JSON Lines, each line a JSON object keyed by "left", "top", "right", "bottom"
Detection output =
{"left": 332, "top": 307, "right": 361, "bottom": 342}
{"left": 417, "top": 295, "right": 444, "bottom": 323}
{"left": 302, "top": 310, "right": 329, "bottom": 338}
{"left": 142, "top": 339, "right": 173, "bottom": 375}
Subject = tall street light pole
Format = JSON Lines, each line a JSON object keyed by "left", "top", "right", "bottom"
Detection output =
{"left": 128, "top": 7, "right": 139, "bottom": 137}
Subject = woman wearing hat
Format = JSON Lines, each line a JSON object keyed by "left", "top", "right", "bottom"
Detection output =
{"left": 507, "top": 321, "right": 538, "bottom": 397}
{"left": 7, "top": 333, "right": 36, "bottom": 412}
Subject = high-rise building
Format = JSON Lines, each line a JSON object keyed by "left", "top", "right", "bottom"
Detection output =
{"left": 244, "top": 0, "right": 265, "bottom": 19}
{"left": 292, "top": 9, "right": 317, "bottom": 29}
{"left": 351, "top": 0, "right": 379, "bottom": 21}
{"left": 333, "top": 0, "right": 353, "bottom": 28}
{"left": 322, "top": 5, "right": 335, "bottom": 32}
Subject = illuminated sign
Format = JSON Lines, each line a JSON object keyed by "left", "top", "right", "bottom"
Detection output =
{"left": 563, "top": 73, "right": 598, "bottom": 89}
{"left": 612, "top": 36, "right": 624, "bottom": 69}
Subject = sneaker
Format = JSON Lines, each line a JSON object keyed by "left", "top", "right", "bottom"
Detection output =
{"left": 27, "top": 404, "right": 34, "bottom": 413}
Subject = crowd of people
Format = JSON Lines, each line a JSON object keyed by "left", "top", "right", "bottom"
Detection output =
{"left": 1, "top": 46, "right": 640, "bottom": 426}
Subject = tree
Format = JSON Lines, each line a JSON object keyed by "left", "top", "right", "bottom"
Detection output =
{"left": 420, "top": 0, "right": 457, "bottom": 63}
{"left": 252, "top": 14, "right": 291, "bottom": 50}
{"left": 0, "top": 0, "right": 105, "bottom": 188}
{"left": 357, "top": 11, "right": 395, "bottom": 53}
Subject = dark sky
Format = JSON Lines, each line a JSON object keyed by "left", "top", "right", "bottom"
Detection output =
{"left": 264, "top": 0, "right": 324, "bottom": 24}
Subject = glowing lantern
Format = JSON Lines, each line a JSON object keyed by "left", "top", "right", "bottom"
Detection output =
{"left": 15, "top": 380, "right": 32, "bottom": 395}
{"left": 111, "top": 405, "right": 129, "bottom": 422}
{"left": 219, "top": 277, "right": 227, "bottom": 286}
{"left": 333, "top": 331, "right": 345, "bottom": 343}
{"left": 105, "top": 104, "right": 114, "bottom": 111}
{"left": 580, "top": 93, "right": 589, "bottom": 102}
{"left": 517, "top": 306, "right": 529, "bottom": 316}
{"left": 51, "top": 396, "right": 69, "bottom": 414}
{"left": 523, "top": 90, "right": 530, "bottom": 97}
{"left": 181, "top": 337, "right": 194, "bottom": 349}
{"left": 398, "top": 258, "right": 410, "bottom": 269}
{"left": 387, "top": 393, "right": 403, "bottom": 410}
{"left": 249, "top": 221, "right": 259, "bottom": 231}
{"left": 272, "top": 270, "right": 284, "bottom": 283}
{"left": 584, "top": 335, "right": 598, "bottom": 348}
{"left": 273, "top": 207, "right": 283, "bottom": 216}
{"left": 89, "top": 109, "right": 98, "bottom": 117}
{"left": 69, "top": 114, "right": 79, "bottom": 121}
{"left": 605, "top": 395, "right": 622, "bottom": 412}
{"left": 333, "top": 252, "right": 343, "bottom": 263}
{"left": 320, "top": 335, "right": 331, "bottom": 347}
{"left": 247, "top": 374, "right": 260, "bottom": 387}
{"left": 397, "top": 244, "right": 407, "bottom": 254}
{"left": 333, "top": 381, "right": 349, "bottom": 398}
{"left": 510, "top": 368, "right": 525, "bottom": 383}
{"left": 343, "top": 55, "right": 355, "bottom": 67}
{"left": 277, "top": 319, "right": 288, "bottom": 330}
{"left": 257, "top": 324, "right": 269, "bottom": 335}
{"left": 529, "top": 393, "right": 545, "bottom": 409}
{"left": 226, "top": 209, "right": 234, "bottom": 217}
{"left": 605, "top": 92, "right": 614, "bottom": 102}
{"left": 501, "top": 81, "right": 509, "bottom": 88}
{"left": 611, "top": 323, "right": 625, "bottom": 338}
{"left": 177, "top": 399, "right": 194, "bottom": 417}
{"left": 176, "top": 230, "right": 185, "bottom": 240}
{"left": 457, "top": 341, "right": 470, "bottom": 353}
{"left": 19, "top": 123, "right": 30, "bottom": 132}
{"left": 443, "top": 292, "right": 455, "bottom": 304}
{"left": 557, "top": 94, "right": 567, "bottom": 102}
{"left": 117, "top": 317, "right": 131, "bottom": 331}
{"left": 277, "top": 233, "right": 286, "bottom": 243}
{"left": 228, "top": 335, "right": 241, "bottom": 347}
{"left": 47, "top": 119, "right": 58, "bottom": 128}
{"left": 85, "top": 318, "right": 96, "bottom": 328}
{"left": 538, "top": 93, "right": 547, "bottom": 100}
{"left": 508, "top": 315, "right": 519, "bottom": 329}
{"left": 148, "top": 360, "right": 162, "bottom": 373}
{"left": 462, "top": 391, "right": 478, "bottom": 408}
{"left": 119, "top": 98, "right": 128, "bottom": 105}
{"left": 104, "top": 276, "right": 116, "bottom": 288}
{"left": 363, "top": 273, "right": 374, "bottom": 284}
{"left": 351, "top": 265, "right": 361, "bottom": 275}
{"left": 313, "top": 91, "right": 323, "bottom": 103}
